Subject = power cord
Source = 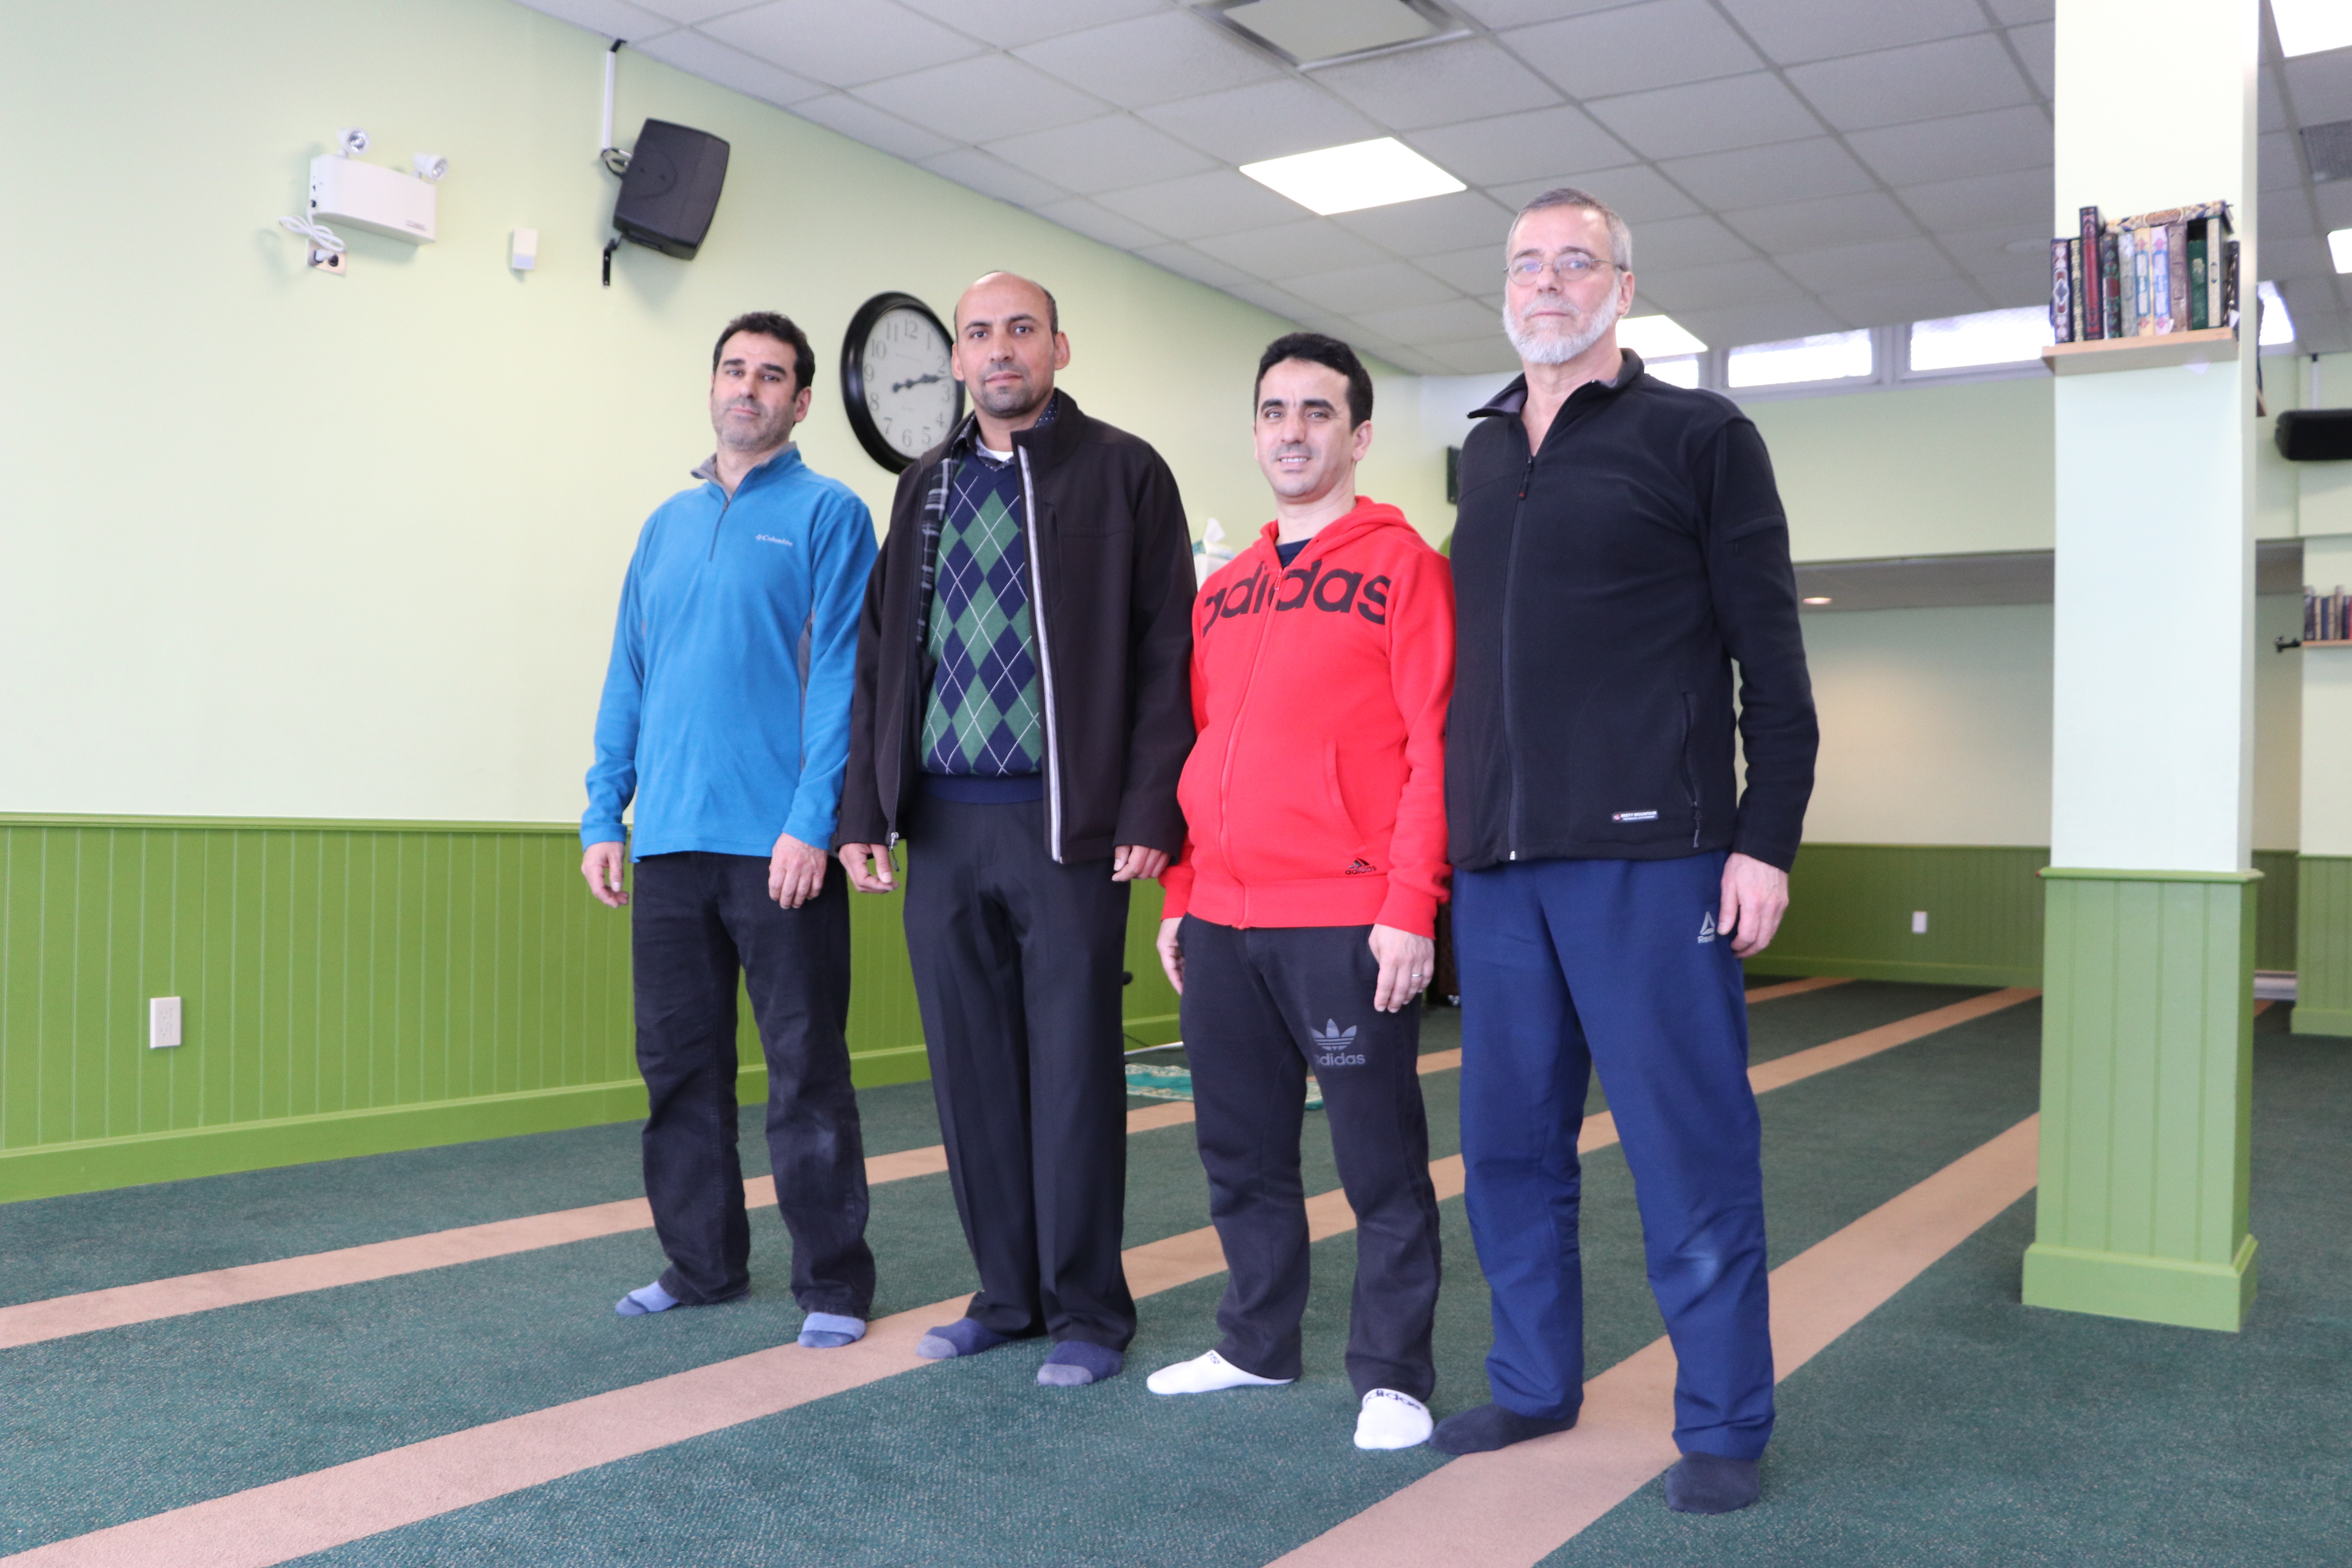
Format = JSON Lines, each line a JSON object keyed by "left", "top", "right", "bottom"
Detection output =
{"left": 277, "top": 214, "right": 346, "bottom": 254}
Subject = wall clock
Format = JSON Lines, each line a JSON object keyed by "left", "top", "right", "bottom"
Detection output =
{"left": 840, "top": 292, "right": 964, "bottom": 473}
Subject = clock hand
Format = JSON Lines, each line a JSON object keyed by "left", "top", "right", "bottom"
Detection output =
{"left": 889, "top": 372, "right": 943, "bottom": 394}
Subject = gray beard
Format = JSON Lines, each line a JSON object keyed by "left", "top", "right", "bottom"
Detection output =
{"left": 1503, "top": 299, "right": 1617, "bottom": 366}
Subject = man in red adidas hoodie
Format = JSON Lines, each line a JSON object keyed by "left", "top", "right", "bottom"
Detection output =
{"left": 1149, "top": 332, "right": 1454, "bottom": 1452}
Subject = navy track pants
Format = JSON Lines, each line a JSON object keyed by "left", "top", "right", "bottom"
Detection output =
{"left": 1453, "top": 851, "right": 1774, "bottom": 1460}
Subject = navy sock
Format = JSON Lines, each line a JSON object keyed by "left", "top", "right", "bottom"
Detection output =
{"left": 1037, "top": 1340, "right": 1123, "bottom": 1387}
{"left": 917, "top": 1318, "right": 1013, "bottom": 1360}
{"left": 1429, "top": 1402, "right": 1576, "bottom": 1455}
{"left": 1666, "top": 1453, "right": 1760, "bottom": 1514}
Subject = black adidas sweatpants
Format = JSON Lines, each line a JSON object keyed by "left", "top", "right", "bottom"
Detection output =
{"left": 1176, "top": 916, "right": 1443, "bottom": 1399}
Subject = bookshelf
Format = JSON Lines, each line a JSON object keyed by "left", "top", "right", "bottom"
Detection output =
{"left": 2041, "top": 326, "right": 2237, "bottom": 376}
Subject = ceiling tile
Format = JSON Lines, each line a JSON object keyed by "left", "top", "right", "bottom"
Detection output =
{"left": 917, "top": 147, "right": 1071, "bottom": 208}
{"left": 1417, "top": 245, "right": 1508, "bottom": 293}
{"left": 1405, "top": 105, "right": 1633, "bottom": 187}
{"left": 2264, "top": 235, "right": 2336, "bottom": 282}
{"left": 1421, "top": 334, "right": 1524, "bottom": 374}
{"left": 1633, "top": 257, "right": 1801, "bottom": 309}
{"left": 510, "top": 0, "right": 674, "bottom": 40}
{"left": 1314, "top": 39, "right": 1563, "bottom": 132}
{"left": 1505, "top": 0, "right": 1763, "bottom": 99}
{"left": 853, "top": 54, "right": 1107, "bottom": 140}
{"left": 1280, "top": 261, "right": 1461, "bottom": 315}
{"left": 2260, "top": 67, "right": 2286, "bottom": 134}
{"left": 1372, "top": 345, "right": 1461, "bottom": 376}
{"left": 1659, "top": 137, "right": 1877, "bottom": 209}
{"left": 2007, "top": 22, "right": 2054, "bottom": 98}
{"left": 1030, "top": 196, "right": 1168, "bottom": 251}
{"left": 622, "top": 0, "right": 746, "bottom": 20}
{"left": 1490, "top": 166, "right": 1702, "bottom": 224}
{"left": 1896, "top": 166, "right": 2053, "bottom": 233}
{"left": 1352, "top": 297, "right": 1505, "bottom": 345}
{"left": 789, "top": 93, "right": 956, "bottom": 161}
{"left": 1139, "top": 78, "right": 1387, "bottom": 166}
{"left": 1982, "top": 0, "right": 2051, "bottom": 21}
{"left": 2260, "top": 130, "right": 2306, "bottom": 191}
{"left": 1673, "top": 300, "right": 1844, "bottom": 348}
{"left": 892, "top": 0, "right": 1160, "bottom": 48}
{"left": 1328, "top": 189, "right": 1516, "bottom": 258}
{"left": 1194, "top": 219, "right": 1393, "bottom": 279}
{"left": 1784, "top": 34, "right": 2032, "bottom": 134}
{"left": 985, "top": 115, "right": 1216, "bottom": 194}
{"left": 1631, "top": 213, "right": 1759, "bottom": 270}
{"left": 2265, "top": 202, "right": 2318, "bottom": 241}
{"left": 1135, "top": 241, "right": 1264, "bottom": 292}
{"left": 1818, "top": 276, "right": 1991, "bottom": 329}
{"left": 1846, "top": 105, "right": 2051, "bottom": 188}
{"left": 1220, "top": 279, "right": 1323, "bottom": 323}
{"left": 2284, "top": 51, "right": 2352, "bottom": 124}
{"left": 1933, "top": 222, "right": 2056, "bottom": 272}
{"left": 1585, "top": 72, "right": 1823, "bottom": 161}
{"left": 1955, "top": 254, "right": 2064, "bottom": 309}
{"left": 626, "top": 31, "right": 825, "bottom": 107}
{"left": 1014, "top": 11, "right": 1282, "bottom": 109}
{"left": 1095, "top": 169, "right": 1306, "bottom": 240}
{"left": 1715, "top": 0, "right": 1990, "bottom": 66}
{"left": 703, "top": 0, "right": 982, "bottom": 87}
{"left": 1777, "top": 236, "right": 1956, "bottom": 292}
{"left": 1722, "top": 190, "right": 1920, "bottom": 252}
{"left": 2314, "top": 180, "right": 2352, "bottom": 229}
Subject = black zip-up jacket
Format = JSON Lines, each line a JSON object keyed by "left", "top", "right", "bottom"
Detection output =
{"left": 838, "top": 392, "right": 1196, "bottom": 863}
{"left": 1447, "top": 352, "right": 1817, "bottom": 873}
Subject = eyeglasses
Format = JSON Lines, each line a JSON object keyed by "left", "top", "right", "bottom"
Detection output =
{"left": 1507, "top": 252, "right": 1615, "bottom": 283}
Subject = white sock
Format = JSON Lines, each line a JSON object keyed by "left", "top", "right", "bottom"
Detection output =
{"left": 1355, "top": 1389, "right": 1434, "bottom": 1450}
{"left": 1145, "top": 1349, "right": 1294, "bottom": 1396}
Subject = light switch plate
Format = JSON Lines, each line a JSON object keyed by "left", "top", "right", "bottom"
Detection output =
{"left": 149, "top": 996, "right": 182, "bottom": 1049}
{"left": 1911, "top": 911, "right": 1929, "bottom": 935}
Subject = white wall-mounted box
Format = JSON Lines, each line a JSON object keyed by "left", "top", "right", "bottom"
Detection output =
{"left": 309, "top": 156, "right": 436, "bottom": 243}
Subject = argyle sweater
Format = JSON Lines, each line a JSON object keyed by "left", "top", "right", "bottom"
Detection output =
{"left": 919, "top": 402, "right": 1057, "bottom": 777}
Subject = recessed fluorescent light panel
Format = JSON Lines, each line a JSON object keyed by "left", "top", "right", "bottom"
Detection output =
{"left": 1615, "top": 314, "right": 1707, "bottom": 359}
{"left": 2330, "top": 228, "right": 2352, "bottom": 273}
{"left": 2272, "top": 0, "right": 2352, "bottom": 58}
{"left": 2258, "top": 281, "right": 2295, "bottom": 347}
{"left": 1240, "top": 138, "right": 1465, "bottom": 216}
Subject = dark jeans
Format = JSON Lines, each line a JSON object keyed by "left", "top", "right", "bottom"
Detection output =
{"left": 901, "top": 791, "right": 1136, "bottom": 1349}
{"left": 1178, "top": 917, "right": 1443, "bottom": 1399}
{"left": 631, "top": 851, "right": 874, "bottom": 1314}
{"left": 1454, "top": 851, "right": 1773, "bottom": 1460}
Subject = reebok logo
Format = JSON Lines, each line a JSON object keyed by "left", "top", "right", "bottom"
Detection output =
{"left": 753, "top": 534, "right": 795, "bottom": 547}
{"left": 1308, "top": 1018, "right": 1365, "bottom": 1067}
{"left": 1698, "top": 911, "right": 1717, "bottom": 944}
{"left": 1345, "top": 858, "right": 1377, "bottom": 875}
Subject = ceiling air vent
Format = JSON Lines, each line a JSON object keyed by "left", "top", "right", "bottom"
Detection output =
{"left": 1196, "top": 0, "right": 1469, "bottom": 70}
{"left": 2302, "top": 119, "right": 2352, "bottom": 182}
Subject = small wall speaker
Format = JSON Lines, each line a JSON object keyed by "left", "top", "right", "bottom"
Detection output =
{"left": 2275, "top": 409, "right": 2352, "bottom": 462}
{"left": 613, "top": 120, "right": 730, "bottom": 259}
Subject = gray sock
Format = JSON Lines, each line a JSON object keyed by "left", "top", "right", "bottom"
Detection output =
{"left": 917, "top": 1318, "right": 1012, "bottom": 1359}
{"left": 615, "top": 1281, "right": 678, "bottom": 1317}
{"left": 1037, "top": 1340, "right": 1123, "bottom": 1387}
{"left": 798, "top": 1312, "right": 866, "bottom": 1349}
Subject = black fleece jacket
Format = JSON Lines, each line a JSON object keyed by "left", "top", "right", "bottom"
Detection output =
{"left": 838, "top": 392, "right": 1196, "bottom": 864}
{"left": 1446, "top": 352, "right": 1817, "bottom": 873}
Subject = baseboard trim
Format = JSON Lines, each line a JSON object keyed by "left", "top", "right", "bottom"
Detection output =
{"left": 1742, "top": 955, "right": 2043, "bottom": 989}
{"left": 2288, "top": 1005, "right": 2352, "bottom": 1039}
{"left": 2021, "top": 1235, "right": 2258, "bottom": 1333}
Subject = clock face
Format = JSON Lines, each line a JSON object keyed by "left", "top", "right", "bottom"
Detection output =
{"left": 857, "top": 304, "right": 959, "bottom": 465}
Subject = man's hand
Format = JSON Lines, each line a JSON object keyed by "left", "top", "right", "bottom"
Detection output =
{"left": 768, "top": 832, "right": 828, "bottom": 909}
{"left": 1719, "top": 851, "right": 1790, "bottom": 958}
{"left": 1112, "top": 845, "right": 1169, "bottom": 882}
{"left": 838, "top": 842, "right": 897, "bottom": 894}
{"left": 582, "top": 842, "right": 629, "bottom": 909}
{"left": 1369, "top": 923, "right": 1436, "bottom": 1013}
{"left": 1156, "top": 916, "right": 1185, "bottom": 995}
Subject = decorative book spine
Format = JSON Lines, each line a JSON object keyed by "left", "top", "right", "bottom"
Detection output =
{"left": 2167, "top": 220, "right": 2189, "bottom": 335}
{"left": 2051, "top": 239, "right": 2074, "bottom": 342}
{"left": 2100, "top": 231, "right": 2122, "bottom": 339}
{"left": 2068, "top": 237, "right": 2087, "bottom": 342}
{"left": 2204, "top": 216, "right": 2223, "bottom": 332}
{"left": 2129, "top": 228, "right": 2152, "bottom": 336}
{"left": 2187, "top": 228, "right": 2208, "bottom": 330}
{"left": 2224, "top": 239, "right": 2240, "bottom": 329}
{"left": 2079, "top": 206, "right": 2104, "bottom": 338}
{"left": 2147, "top": 223, "right": 2172, "bottom": 334}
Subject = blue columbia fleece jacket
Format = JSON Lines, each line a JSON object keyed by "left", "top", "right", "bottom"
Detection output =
{"left": 583, "top": 446, "right": 878, "bottom": 860}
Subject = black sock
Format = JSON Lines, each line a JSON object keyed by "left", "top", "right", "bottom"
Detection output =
{"left": 1665, "top": 1452, "right": 1760, "bottom": 1514}
{"left": 1429, "top": 1402, "right": 1576, "bottom": 1455}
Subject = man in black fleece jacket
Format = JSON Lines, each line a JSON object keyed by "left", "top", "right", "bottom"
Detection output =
{"left": 1431, "top": 189, "right": 1818, "bottom": 1517}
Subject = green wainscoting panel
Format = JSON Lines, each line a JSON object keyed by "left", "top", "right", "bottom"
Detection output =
{"left": 2024, "top": 868, "right": 2257, "bottom": 1332}
{"left": 0, "top": 816, "right": 1169, "bottom": 1202}
{"left": 1764, "top": 844, "right": 2049, "bottom": 986}
{"left": 2292, "top": 855, "right": 2352, "bottom": 1037}
{"left": 2251, "top": 849, "right": 2298, "bottom": 974}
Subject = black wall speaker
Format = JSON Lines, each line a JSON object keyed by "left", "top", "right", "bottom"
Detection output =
{"left": 2276, "top": 409, "right": 2352, "bottom": 462}
{"left": 613, "top": 120, "right": 730, "bottom": 259}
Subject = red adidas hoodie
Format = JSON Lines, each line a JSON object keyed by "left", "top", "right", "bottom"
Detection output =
{"left": 1161, "top": 499, "right": 1454, "bottom": 936}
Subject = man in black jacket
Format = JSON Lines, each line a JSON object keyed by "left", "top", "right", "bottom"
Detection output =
{"left": 1430, "top": 190, "right": 1818, "bottom": 1515}
{"left": 838, "top": 272, "right": 1194, "bottom": 1388}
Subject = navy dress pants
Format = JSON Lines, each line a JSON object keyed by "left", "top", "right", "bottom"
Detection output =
{"left": 1453, "top": 851, "right": 1774, "bottom": 1460}
{"left": 632, "top": 852, "right": 875, "bottom": 1314}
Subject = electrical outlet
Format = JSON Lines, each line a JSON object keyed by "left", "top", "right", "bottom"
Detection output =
{"left": 309, "top": 247, "right": 347, "bottom": 277}
{"left": 149, "top": 996, "right": 183, "bottom": 1049}
{"left": 1911, "top": 911, "right": 1929, "bottom": 935}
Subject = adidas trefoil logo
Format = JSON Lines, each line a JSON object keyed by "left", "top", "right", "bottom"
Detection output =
{"left": 1698, "top": 911, "right": 1717, "bottom": 944}
{"left": 1308, "top": 1018, "right": 1365, "bottom": 1067}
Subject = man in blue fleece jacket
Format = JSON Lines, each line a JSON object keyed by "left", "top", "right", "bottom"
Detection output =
{"left": 582, "top": 312, "right": 879, "bottom": 1347}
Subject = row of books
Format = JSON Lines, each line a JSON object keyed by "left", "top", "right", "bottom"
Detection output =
{"left": 2050, "top": 203, "right": 2239, "bottom": 344}
{"left": 2306, "top": 586, "right": 2350, "bottom": 644}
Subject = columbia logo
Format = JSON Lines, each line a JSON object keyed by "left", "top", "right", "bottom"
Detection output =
{"left": 1345, "top": 858, "right": 1377, "bottom": 875}
{"left": 753, "top": 534, "right": 795, "bottom": 546}
{"left": 1698, "top": 911, "right": 1717, "bottom": 944}
{"left": 1612, "top": 809, "right": 1659, "bottom": 822}
{"left": 1309, "top": 1019, "right": 1359, "bottom": 1047}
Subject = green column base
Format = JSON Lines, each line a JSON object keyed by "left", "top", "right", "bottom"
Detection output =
{"left": 2022, "top": 1234, "right": 2258, "bottom": 1331}
{"left": 2288, "top": 1005, "right": 2352, "bottom": 1038}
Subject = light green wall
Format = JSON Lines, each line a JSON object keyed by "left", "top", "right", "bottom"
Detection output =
{"left": 0, "top": 0, "right": 1446, "bottom": 828}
